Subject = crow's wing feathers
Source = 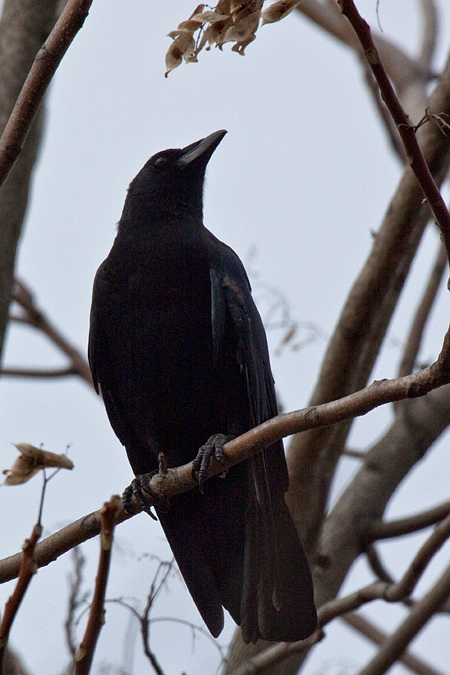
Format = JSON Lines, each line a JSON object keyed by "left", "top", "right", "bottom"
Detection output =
{"left": 208, "top": 234, "right": 316, "bottom": 642}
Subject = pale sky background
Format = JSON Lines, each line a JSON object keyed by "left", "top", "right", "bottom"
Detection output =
{"left": 1, "top": 1, "right": 450, "bottom": 674}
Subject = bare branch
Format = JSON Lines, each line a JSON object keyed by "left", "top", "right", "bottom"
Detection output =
{"left": 343, "top": 612, "right": 445, "bottom": 675}
{"left": 1, "top": 366, "right": 80, "bottom": 378}
{"left": 398, "top": 241, "right": 447, "bottom": 378}
{"left": 365, "top": 544, "right": 395, "bottom": 585}
{"left": 74, "top": 496, "right": 121, "bottom": 675}
{"left": 356, "top": 561, "right": 450, "bottom": 675}
{"left": 0, "top": 522, "right": 42, "bottom": 674}
{"left": 342, "top": 447, "right": 366, "bottom": 459}
{"left": 384, "top": 512, "right": 450, "bottom": 600}
{"left": 65, "top": 548, "right": 88, "bottom": 659}
{"left": 0, "top": 346, "right": 450, "bottom": 587}
{"left": 362, "top": 64, "right": 407, "bottom": 163}
{"left": 2, "top": 279, "right": 94, "bottom": 387}
{"left": 0, "top": 0, "right": 59, "bottom": 363}
{"left": 286, "top": 11, "right": 450, "bottom": 562}
{"left": 339, "top": 0, "right": 450, "bottom": 261}
{"left": 418, "top": 0, "right": 439, "bottom": 71}
{"left": 228, "top": 629, "right": 323, "bottom": 675}
{"left": 0, "top": 0, "right": 93, "bottom": 188}
{"left": 369, "top": 499, "right": 450, "bottom": 540}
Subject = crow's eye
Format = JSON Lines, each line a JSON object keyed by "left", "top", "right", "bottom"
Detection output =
{"left": 155, "top": 157, "right": 167, "bottom": 166}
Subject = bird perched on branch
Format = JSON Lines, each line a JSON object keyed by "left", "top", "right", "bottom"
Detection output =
{"left": 88, "top": 130, "right": 316, "bottom": 643}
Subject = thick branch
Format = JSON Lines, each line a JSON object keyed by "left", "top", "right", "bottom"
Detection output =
{"left": 287, "top": 38, "right": 450, "bottom": 558}
{"left": 0, "top": 0, "right": 59, "bottom": 363}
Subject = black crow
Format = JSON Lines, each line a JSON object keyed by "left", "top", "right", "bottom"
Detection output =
{"left": 88, "top": 130, "right": 316, "bottom": 643}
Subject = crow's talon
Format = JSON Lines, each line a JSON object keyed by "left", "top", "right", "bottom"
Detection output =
{"left": 122, "top": 473, "right": 158, "bottom": 520}
{"left": 193, "top": 433, "right": 232, "bottom": 492}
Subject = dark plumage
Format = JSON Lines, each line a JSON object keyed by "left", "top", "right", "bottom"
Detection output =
{"left": 88, "top": 130, "right": 316, "bottom": 643}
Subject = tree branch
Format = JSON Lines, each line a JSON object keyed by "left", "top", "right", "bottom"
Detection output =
{"left": 0, "top": 0, "right": 93, "bottom": 188}
{"left": 369, "top": 499, "right": 450, "bottom": 540}
{"left": 286, "top": 18, "right": 450, "bottom": 562}
{"left": 0, "top": 522, "right": 42, "bottom": 674}
{"left": 1, "top": 346, "right": 450, "bottom": 586}
{"left": 0, "top": 0, "right": 59, "bottom": 363}
{"left": 339, "top": 0, "right": 450, "bottom": 260}
{"left": 398, "top": 241, "right": 447, "bottom": 378}
{"left": 356, "top": 562, "right": 450, "bottom": 675}
{"left": 74, "top": 496, "right": 120, "bottom": 675}
{"left": 2, "top": 279, "right": 94, "bottom": 387}
{"left": 343, "top": 612, "right": 445, "bottom": 675}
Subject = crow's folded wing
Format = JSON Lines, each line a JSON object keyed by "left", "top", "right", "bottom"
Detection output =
{"left": 208, "top": 231, "right": 316, "bottom": 643}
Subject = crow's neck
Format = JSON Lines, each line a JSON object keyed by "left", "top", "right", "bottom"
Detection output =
{"left": 113, "top": 200, "right": 207, "bottom": 263}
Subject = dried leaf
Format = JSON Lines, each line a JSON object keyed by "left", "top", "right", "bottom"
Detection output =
{"left": 209, "top": 17, "right": 235, "bottom": 46}
{"left": 165, "top": 32, "right": 197, "bottom": 76}
{"left": 3, "top": 443, "right": 74, "bottom": 485}
{"left": 230, "top": 0, "right": 262, "bottom": 16}
{"left": 165, "top": 43, "right": 183, "bottom": 77}
{"left": 182, "top": 37, "right": 197, "bottom": 62}
{"left": 232, "top": 33, "right": 256, "bottom": 54}
{"left": 216, "top": 0, "right": 232, "bottom": 13}
{"left": 192, "top": 10, "right": 229, "bottom": 23}
{"left": 166, "top": 0, "right": 262, "bottom": 73}
{"left": 189, "top": 3, "right": 206, "bottom": 16}
{"left": 177, "top": 19, "right": 204, "bottom": 32}
{"left": 230, "top": 0, "right": 246, "bottom": 14}
{"left": 261, "top": 0, "right": 302, "bottom": 25}
{"left": 222, "top": 11, "right": 260, "bottom": 44}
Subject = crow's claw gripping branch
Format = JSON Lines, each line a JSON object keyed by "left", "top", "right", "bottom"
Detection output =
{"left": 192, "top": 433, "right": 232, "bottom": 492}
{"left": 122, "top": 472, "right": 159, "bottom": 520}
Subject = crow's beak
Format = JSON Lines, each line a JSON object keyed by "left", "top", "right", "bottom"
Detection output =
{"left": 177, "top": 130, "right": 227, "bottom": 167}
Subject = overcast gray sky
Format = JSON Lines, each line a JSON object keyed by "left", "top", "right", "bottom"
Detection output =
{"left": 1, "top": 1, "right": 450, "bottom": 674}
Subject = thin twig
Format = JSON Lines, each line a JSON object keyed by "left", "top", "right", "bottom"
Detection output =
{"left": 342, "top": 447, "right": 366, "bottom": 459}
{"left": 398, "top": 241, "right": 447, "bottom": 378}
{"left": 65, "top": 548, "right": 88, "bottom": 659}
{"left": 0, "top": 523, "right": 42, "bottom": 675}
{"left": 3, "top": 279, "right": 94, "bottom": 387}
{"left": 365, "top": 544, "right": 395, "bottom": 584}
{"left": 1, "top": 366, "right": 79, "bottom": 378}
{"left": 338, "top": 0, "right": 450, "bottom": 264}
{"left": 369, "top": 499, "right": 450, "bottom": 540}
{"left": 418, "top": 0, "right": 439, "bottom": 71}
{"left": 140, "top": 564, "right": 172, "bottom": 675}
{"left": 343, "top": 612, "right": 446, "bottom": 675}
{"left": 362, "top": 63, "right": 407, "bottom": 163}
{"left": 0, "top": 0, "right": 93, "bottom": 187}
{"left": 356, "top": 561, "right": 450, "bottom": 675}
{"left": 74, "top": 496, "right": 121, "bottom": 675}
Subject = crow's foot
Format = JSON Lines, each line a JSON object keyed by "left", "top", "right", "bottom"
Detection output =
{"left": 192, "top": 433, "right": 232, "bottom": 492}
{"left": 123, "top": 472, "right": 159, "bottom": 519}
